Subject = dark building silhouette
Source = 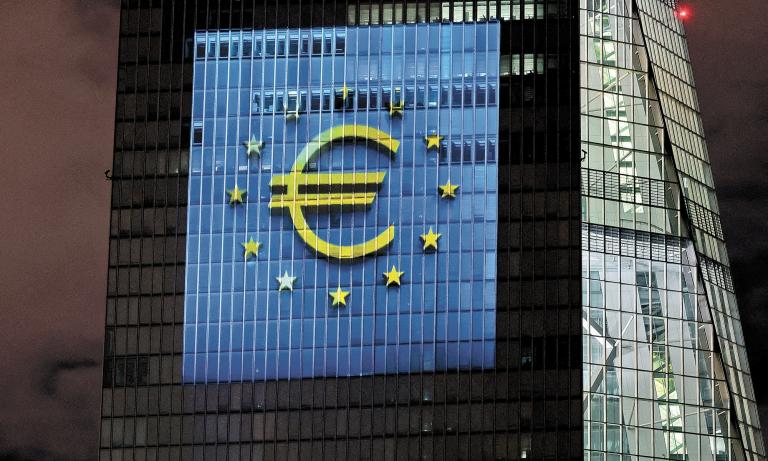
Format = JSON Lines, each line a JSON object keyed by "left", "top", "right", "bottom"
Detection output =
{"left": 100, "top": 1, "right": 762, "bottom": 460}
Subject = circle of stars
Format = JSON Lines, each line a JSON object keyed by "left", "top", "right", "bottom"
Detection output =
{"left": 224, "top": 83, "right": 465, "bottom": 310}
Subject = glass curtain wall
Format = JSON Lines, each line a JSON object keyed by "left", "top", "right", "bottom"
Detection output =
{"left": 632, "top": 1, "right": 765, "bottom": 459}
{"left": 579, "top": 0, "right": 760, "bottom": 459}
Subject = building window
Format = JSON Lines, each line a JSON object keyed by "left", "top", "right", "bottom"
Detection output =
{"left": 195, "top": 39, "right": 206, "bottom": 59}
{"left": 242, "top": 37, "right": 252, "bottom": 57}
{"left": 252, "top": 92, "right": 261, "bottom": 113}
{"left": 192, "top": 123, "right": 203, "bottom": 145}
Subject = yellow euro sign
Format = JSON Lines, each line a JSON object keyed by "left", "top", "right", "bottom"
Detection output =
{"left": 269, "top": 125, "right": 400, "bottom": 260}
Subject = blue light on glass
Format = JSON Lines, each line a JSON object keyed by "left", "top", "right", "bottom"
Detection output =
{"left": 184, "top": 22, "right": 500, "bottom": 382}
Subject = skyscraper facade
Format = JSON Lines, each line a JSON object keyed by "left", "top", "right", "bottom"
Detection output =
{"left": 101, "top": 1, "right": 762, "bottom": 460}
{"left": 580, "top": 1, "right": 764, "bottom": 459}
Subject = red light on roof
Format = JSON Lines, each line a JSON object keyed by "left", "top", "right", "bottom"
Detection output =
{"left": 675, "top": 5, "right": 692, "bottom": 20}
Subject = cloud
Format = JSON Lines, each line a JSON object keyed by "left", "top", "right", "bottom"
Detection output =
{"left": 38, "top": 359, "right": 99, "bottom": 397}
{"left": 0, "top": 448, "right": 68, "bottom": 461}
{"left": 0, "top": 338, "right": 102, "bottom": 461}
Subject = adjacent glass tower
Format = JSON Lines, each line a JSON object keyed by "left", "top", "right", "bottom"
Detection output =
{"left": 580, "top": 0, "right": 764, "bottom": 459}
{"left": 101, "top": 1, "right": 762, "bottom": 460}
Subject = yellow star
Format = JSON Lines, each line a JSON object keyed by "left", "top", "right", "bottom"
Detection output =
{"left": 241, "top": 237, "right": 262, "bottom": 260}
{"left": 383, "top": 265, "right": 405, "bottom": 287}
{"left": 276, "top": 271, "right": 297, "bottom": 291}
{"left": 420, "top": 227, "right": 441, "bottom": 251}
{"left": 438, "top": 180, "right": 460, "bottom": 199}
{"left": 243, "top": 136, "right": 264, "bottom": 157}
{"left": 227, "top": 184, "right": 246, "bottom": 205}
{"left": 329, "top": 287, "right": 350, "bottom": 307}
{"left": 424, "top": 134, "right": 443, "bottom": 150}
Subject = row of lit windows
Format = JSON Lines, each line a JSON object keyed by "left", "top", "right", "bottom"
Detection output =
{"left": 348, "top": 1, "right": 569, "bottom": 25}
{"left": 197, "top": 53, "right": 545, "bottom": 84}
{"left": 191, "top": 79, "right": 512, "bottom": 120}
{"left": 194, "top": 58, "right": 499, "bottom": 88}
{"left": 195, "top": 32, "right": 346, "bottom": 61}
{"left": 118, "top": 1, "right": 571, "bottom": 33}
{"left": 191, "top": 54, "right": 540, "bottom": 93}
{"left": 195, "top": 26, "right": 497, "bottom": 59}
{"left": 241, "top": 83, "right": 498, "bottom": 116}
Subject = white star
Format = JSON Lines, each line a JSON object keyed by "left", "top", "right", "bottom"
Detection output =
{"left": 276, "top": 271, "right": 297, "bottom": 291}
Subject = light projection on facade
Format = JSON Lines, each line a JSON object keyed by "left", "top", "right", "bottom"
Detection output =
{"left": 184, "top": 23, "right": 500, "bottom": 382}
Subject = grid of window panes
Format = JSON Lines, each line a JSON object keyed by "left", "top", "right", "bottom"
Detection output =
{"left": 101, "top": 1, "right": 583, "bottom": 460}
{"left": 580, "top": 4, "right": 683, "bottom": 238}
{"left": 184, "top": 23, "right": 499, "bottom": 382}
{"left": 580, "top": 0, "right": 761, "bottom": 459}
{"left": 346, "top": 1, "right": 570, "bottom": 24}
{"left": 633, "top": 1, "right": 765, "bottom": 458}
{"left": 582, "top": 223, "right": 737, "bottom": 459}
{"left": 102, "top": 1, "right": 190, "bottom": 459}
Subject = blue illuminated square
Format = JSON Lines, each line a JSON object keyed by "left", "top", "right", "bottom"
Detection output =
{"left": 184, "top": 22, "right": 500, "bottom": 382}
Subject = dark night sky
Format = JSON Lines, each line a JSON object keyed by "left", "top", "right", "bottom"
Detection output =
{"left": 0, "top": 1, "right": 765, "bottom": 459}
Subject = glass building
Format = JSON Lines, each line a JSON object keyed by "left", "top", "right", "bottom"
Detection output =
{"left": 101, "top": 1, "right": 763, "bottom": 460}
